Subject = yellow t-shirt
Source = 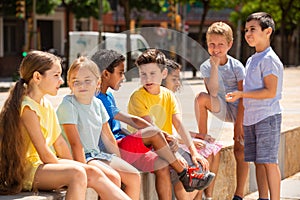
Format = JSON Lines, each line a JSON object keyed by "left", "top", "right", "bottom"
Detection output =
{"left": 21, "top": 96, "right": 61, "bottom": 191}
{"left": 128, "top": 86, "right": 179, "bottom": 134}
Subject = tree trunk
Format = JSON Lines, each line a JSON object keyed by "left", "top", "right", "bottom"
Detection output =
{"left": 197, "top": 0, "right": 209, "bottom": 45}
{"left": 195, "top": 0, "right": 209, "bottom": 78}
{"left": 62, "top": 0, "right": 70, "bottom": 86}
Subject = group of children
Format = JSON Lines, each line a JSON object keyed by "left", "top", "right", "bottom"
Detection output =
{"left": 0, "top": 11, "right": 283, "bottom": 200}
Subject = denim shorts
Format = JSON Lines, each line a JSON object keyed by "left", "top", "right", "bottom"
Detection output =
{"left": 85, "top": 151, "right": 114, "bottom": 163}
{"left": 244, "top": 114, "right": 281, "bottom": 163}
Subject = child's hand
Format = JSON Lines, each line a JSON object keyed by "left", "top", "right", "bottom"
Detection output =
{"left": 209, "top": 55, "right": 221, "bottom": 68}
{"left": 225, "top": 91, "right": 242, "bottom": 102}
{"left": 192, "top": 153, "right": 209, "bottom": 171}
{"left": 193, "top": 138, "right": 206, "bottom": 149}
{"left": 166, "top": 135, "right": 179, "bottom": 152}
{"left": 204, "top": 134, "right": 216, "bottom": 143}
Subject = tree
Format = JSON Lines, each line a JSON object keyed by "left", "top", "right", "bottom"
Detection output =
{"left": 230, "top": 0, "right": 300, "bottom": 65}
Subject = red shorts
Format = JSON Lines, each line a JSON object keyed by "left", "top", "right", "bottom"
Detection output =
{"left": 118, "top": 130, "right": 159, "bottom": 172}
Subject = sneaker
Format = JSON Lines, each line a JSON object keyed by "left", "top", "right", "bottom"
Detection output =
{"left": 179, "top": 167, "right": 215, "bottom": 192}
{"left": 232, "top": 195, "right": 243, "bottom": 200}
{"left": 196, "top": 171, "right": 215, "bottom": 191}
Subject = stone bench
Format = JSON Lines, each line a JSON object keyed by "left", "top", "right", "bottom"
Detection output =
{"left": 1, "top": 127, "right": 299, "bottom": 199}
{"left": 0, "top": 188, "right": 97, "bottom": 200}
{"left": 1, "top": 126, "right": 299, "bottom": 200}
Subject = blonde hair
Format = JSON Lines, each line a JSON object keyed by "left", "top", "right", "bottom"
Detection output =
{"left": 0, "top": 50, "right": 60, "bottom": 194}
{"left": 67, "top": 56, "right": 100, "bottom": 84}
{"left": 206, "top": 22, "right": 233, "bottom": 44}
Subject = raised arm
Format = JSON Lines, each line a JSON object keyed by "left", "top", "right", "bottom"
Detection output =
{"left": 204, "top": 56, "right": 220, "bottom": 97}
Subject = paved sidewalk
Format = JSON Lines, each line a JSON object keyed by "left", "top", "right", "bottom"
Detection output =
{"left": 0, "top": 67, "right": 299, "bottom": 199}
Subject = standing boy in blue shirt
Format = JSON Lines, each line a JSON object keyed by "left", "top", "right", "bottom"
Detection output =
{"left": 226, "top": 12, "right": 283, "bottom": 200}
{"left": 195, "top": 22, "right": 247, "bottom": 200}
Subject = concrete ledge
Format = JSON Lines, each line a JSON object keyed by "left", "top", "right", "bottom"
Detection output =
{"left": 1, "top": 127, "right": 299, "bottom": 200}
{"left": 0, "top": 188, "right": 97, "bottom": 200}
{"left": 282, "top": 127, "right": 300, "bottom": 178}
{"left": 140, "top": 127, "right": 300, "bottom": 200}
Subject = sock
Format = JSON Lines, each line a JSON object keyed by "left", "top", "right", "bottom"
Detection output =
{"left": 233, "top": 195, "right": 243, "bottom": 200}
{"left": 178, "top": 168, "right": 187, "bottom": 179}
{"left": 257, "top": 199, "right": 269, "bottom": 200}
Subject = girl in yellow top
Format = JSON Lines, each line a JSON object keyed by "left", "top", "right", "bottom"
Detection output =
{"left": 0, "top": 50, "right": 130, "bottom": 200}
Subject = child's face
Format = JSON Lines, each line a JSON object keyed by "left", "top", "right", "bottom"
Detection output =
{"left": 244, "top": 19, "right": 271, "bottom": 50}
{"left": 139, "top": 63, "right": 167, "bottom": 94}
{"left": 104, "top": 62, "right": 125, "bottom": 91}
{"left": 69, "top": 67, "right": 98, "bottom": 99}
{"left": 207, "top": 33, "right": 232, "bottom": 58}
{"left": 165, "top": 69, "right": 181, "bottom": 93}
{"left": 38, "top": 62, "right": 64, "bottom": 96}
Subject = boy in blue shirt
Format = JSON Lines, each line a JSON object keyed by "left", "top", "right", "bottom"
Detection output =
{"left": 226, "top": 12, "right": 283, "bottom": 200}
{"left": 195, "top": 22, "right": 247, "bottom": 200}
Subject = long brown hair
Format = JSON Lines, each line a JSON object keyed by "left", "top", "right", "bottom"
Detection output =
{"left": 0, "top": 50, "right": 60, "bottom": 194}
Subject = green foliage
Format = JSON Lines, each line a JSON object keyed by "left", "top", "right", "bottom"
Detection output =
{"left": 229, "top": 0, "right": 300, "bottom": 32}
{"left": 24, "top": 0, "right": 61, "bottom": 15}
{"left": 65, "top": 0, "right": 111, "bottom": 19}
{"left": 128, "top": 0, "right": 161, "bottom": 13}
{"left": 1, "top": 0, "right": 111, "bottom": 19}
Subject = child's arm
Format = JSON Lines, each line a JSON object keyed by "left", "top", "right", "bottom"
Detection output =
{"left": 62, "top": 124, "right": 86, "bottom": 163}
{"left": 21, "top": 107, "right": 59, "bottom": 164}
{"left": 115, "top": 111, "right": 153, "bottom": 130}
{"left": 53, "top": 134, "right": 73, "bottom": 159}
{"left": 234, "top": 80, "right": 244, "bottom": 143}
{"left": 172, "top": 114, "right": 209, "bottom": 170}
{"left": 101, "top": 122, "right": 121, "bottom": 157}
{"left": 205, "top": 56, "right": 221, "bottom": 97}
{"left": 189, "top": 131, "right": 215, "bottom": 143}
{"left": 226, "top": 74, "right": 278, "bottom": 101}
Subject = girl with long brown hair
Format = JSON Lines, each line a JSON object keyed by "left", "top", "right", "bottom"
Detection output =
{"left": 0, "top": 50, "right": 130, "bottom": 200}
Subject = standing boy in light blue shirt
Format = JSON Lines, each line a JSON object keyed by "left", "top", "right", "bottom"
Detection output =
{"left": 226, "top": 12, "right": 283, "bottom": 200}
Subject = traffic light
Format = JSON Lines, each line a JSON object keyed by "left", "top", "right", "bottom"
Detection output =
{"left": 175, "top": 14, "right": 181, "bottom": 30}
{"left": 22, "top": 51, "right": 28, "bottom": 57}
{"left": 16, "top": 0, "right": 26, "bottom": 19}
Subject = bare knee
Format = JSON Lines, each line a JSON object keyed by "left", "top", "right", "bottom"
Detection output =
{"left": 69, "top": 165, "right": 87, "bottom": 188}
{"left": 142, "top": 126, "right": 165, "bottom": 144}
{"left": 86, "top": 165, "right": 121, "bottom": 187}
{"left": 195, "top": 92, "right": 209, "bottom": 107}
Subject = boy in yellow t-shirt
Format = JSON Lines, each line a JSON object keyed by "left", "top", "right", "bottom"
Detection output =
{"left": 128, "top": 48, "right": 215, "bottom": 198}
